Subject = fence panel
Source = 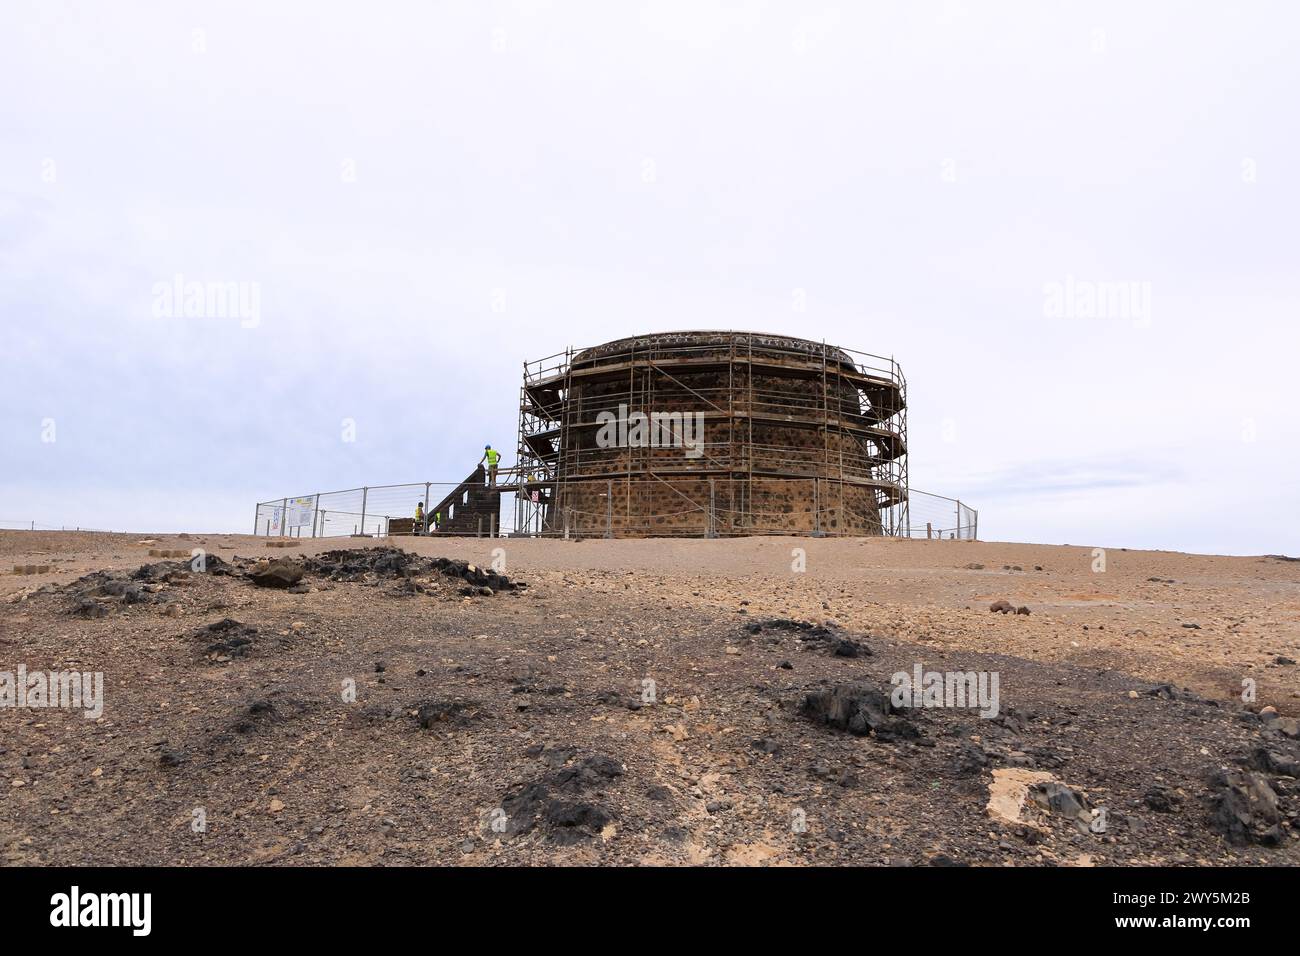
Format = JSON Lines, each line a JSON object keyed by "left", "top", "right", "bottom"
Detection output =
{"left": 902, "top": 490, "right": 978, "bottom": 540}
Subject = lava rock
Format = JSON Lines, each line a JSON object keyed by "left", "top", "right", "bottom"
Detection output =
{"left": 1143, "top": 683, "right": 1207, "bottom": 704}
{"left": 1249, "top": 747, "right": 1300, "bottom": 778}
{"left": 1028, "top": 781, "right": 1094, "bottom": 832}
{"left": 1207, "top": 769, "right": 1283, "bottom": 846}
{"left": 745, "top": 618, "right": 836, "bottom": 640}
{"left": 1143, "top": 784, "right": 1181, "bottom": 813}
{"left": 416, "top": 699, "right": 478, "bottom": 728}
{"left": 248, "top": 559, "right": 305, "bottom": 589}
{"left": 544, "top": 800, "right": 611, "bottom": 841}
{"left": 498, "top": 752, "right": 622, "bottom": 843}
{"left": 951, "top": 742, "right": 990, "bottom": 777}
{"left": 832, "top": 638, "right": 870, "bottom": 658}
{"left": 797, "top": 682, "right": 918, "bottom": 741}
{"left": 196, "top": 618, "right": 258, "bottom": 660}
{"left": 71, "top": 597, "right": 109, "bottom": 618}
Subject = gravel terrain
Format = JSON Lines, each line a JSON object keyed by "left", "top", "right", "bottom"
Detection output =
{"left": 1, "top": 530, "right": 1298, "bottom": 866}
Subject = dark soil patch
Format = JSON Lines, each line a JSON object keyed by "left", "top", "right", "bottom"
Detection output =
{"left": 194, "top": 618, "right": 259, "bottom": 661}
{"left": 499, "top": 753, "right": 624, "bottom": 844}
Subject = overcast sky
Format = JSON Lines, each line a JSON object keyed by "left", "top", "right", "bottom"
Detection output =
{"left": 2, "top": 0, "right": 1296, "bottom": 554}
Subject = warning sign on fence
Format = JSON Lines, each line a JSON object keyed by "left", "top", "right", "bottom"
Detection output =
{"left": 285, "top": 497, "right": 315, "bottom": 528}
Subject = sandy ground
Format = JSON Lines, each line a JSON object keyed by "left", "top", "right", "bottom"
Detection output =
{"left": 1, "top": 530, "right": 1298, "bottom": 866}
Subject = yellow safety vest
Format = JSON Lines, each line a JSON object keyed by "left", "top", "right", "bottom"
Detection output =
{"left": 485, "top": 449, "right": 499, "bottom": 465}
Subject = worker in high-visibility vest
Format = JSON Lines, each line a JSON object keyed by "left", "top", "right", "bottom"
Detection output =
{"left": 479, "top": 444, "right": 500, "bottom": 486}
{"left": 414, "top": 501, "right": 425, "bottom": 536}
{"left": 433, "top": 510, "right": 441, "bottom": 532}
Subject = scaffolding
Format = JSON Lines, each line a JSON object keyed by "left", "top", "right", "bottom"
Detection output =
{"left": 514, "top": 331, "right": 911, "bottom": 537}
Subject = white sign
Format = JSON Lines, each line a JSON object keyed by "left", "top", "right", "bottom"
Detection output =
{"left": 285, "top": 497, "right": 315, "bottom": 528}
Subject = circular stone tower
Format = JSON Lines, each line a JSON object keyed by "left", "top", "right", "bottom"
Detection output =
{"left": 517, "top": 331, "right": 906, "bottom": 537}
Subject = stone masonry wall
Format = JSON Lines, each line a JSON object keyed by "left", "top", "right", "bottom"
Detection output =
{"left": 549, "top": 333, "right": 893, "bottom": 537}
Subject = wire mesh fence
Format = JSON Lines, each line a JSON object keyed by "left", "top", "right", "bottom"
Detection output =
{"left": 0, "top": 520, "right": 117, "bottom": 532}
{"left": 253, "top": 480, "right": 976, "bottom": 540}
{"left": 253, "top": 483, "right": 502, "bottom": 539}
{"left": 898, "top": 490, "right": 978, "bottom": 540}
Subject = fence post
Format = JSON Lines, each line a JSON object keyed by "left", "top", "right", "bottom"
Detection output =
{"left": 973, "top": 510, "right": 978, "bottom": 541}
{"left": 253, "top": 507, "right": 259, "bottom": 536}
{"left": 956, "top": 500, "right": 961, "bottom": 539}
{"left": 359, "top": 487, "right": 368, "bottom": 536}
{"left": 605, "top": 479, "right": 613, "bottom": 538}
{"left": 279, "top": 498, "right": 288, "bottom": 537}
{"left": 312, "top": 494, "right": 321, "bottom": 538}
{"left": 477, "top": 516, "right": 483, "bottom": 538}
{"left": 320, "top": 511, "right": 327, "bottom": 537}
{"left": 490, "top": 513, "right": 496, "bottom": 538}
{"left": 926, "top": 522, "right": 932, "bottom": 540}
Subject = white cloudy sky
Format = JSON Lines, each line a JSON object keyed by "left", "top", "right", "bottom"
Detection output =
{"left": 1, "top": 0, "right": 1296, "bottom": 554}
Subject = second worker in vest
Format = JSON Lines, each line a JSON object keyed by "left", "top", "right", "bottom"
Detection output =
{"left": 480, "top": 444, "right": 500, "bottom": 486}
